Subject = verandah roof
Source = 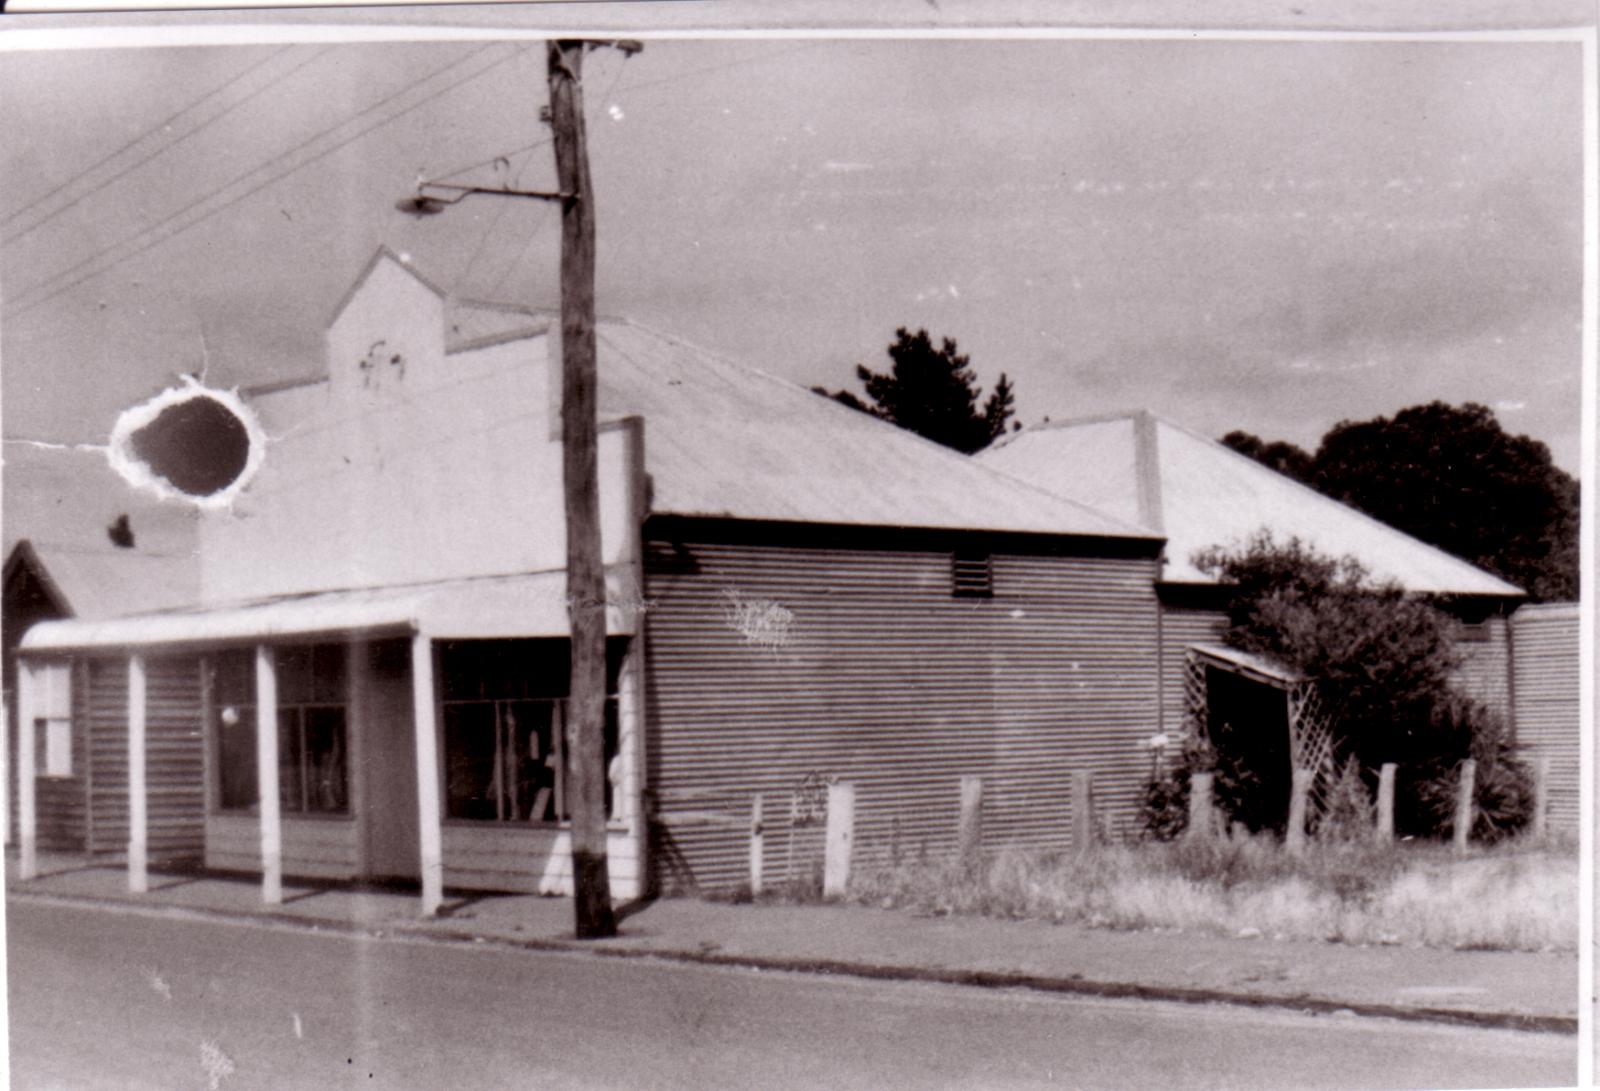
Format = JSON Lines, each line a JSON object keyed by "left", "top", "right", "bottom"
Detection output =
{"left": 19, "top": 568, "right": 637, "bottom": 655}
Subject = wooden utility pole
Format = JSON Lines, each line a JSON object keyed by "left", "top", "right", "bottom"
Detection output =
{"left": 548, "top": 37, "right": 615, "bottom": 939}
{"left": 547, "top": 36, "right": 614, "bottom": 934}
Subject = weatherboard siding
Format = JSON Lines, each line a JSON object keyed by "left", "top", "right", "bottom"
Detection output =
{"left": 441, "top": 825, "right": 640, "bottom": 898}
{"left": 1509, "top": 604, "right": 1579, "bottom": 832}
{"left": 642, "top": 538, "right": 1162, "bottom": 890}
{"left": 84, "top": 655, "right": 205, "bottom": 861}
{"left": 205, "top": 813, "right": 360, "bottom": 879}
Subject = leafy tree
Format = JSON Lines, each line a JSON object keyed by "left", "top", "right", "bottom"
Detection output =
{"left": 817, "top": 327, "right": 1016, "bottom": 453}
{"left": 1220, "top": 403, "right": 1578, "bottom": 602}
{"left": 1190, "top": 533, "right": 1529, "bottom": 839}
{"left": 1311, "top": 402, "right": 1578, "bottom": 602}
{"left": 1219, "top": 430, "right": 1315, "bottom": 485}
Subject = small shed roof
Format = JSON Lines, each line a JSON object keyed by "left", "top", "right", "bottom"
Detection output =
{"left": 979, "top": 410, "right": 1521, "bottom": 597}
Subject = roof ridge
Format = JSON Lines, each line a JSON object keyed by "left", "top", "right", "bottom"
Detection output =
{"left": 596, "top": 322, "right": 1159, "bottom": 539}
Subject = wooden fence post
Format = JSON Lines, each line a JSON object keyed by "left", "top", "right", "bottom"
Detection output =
{"left": 749, "top": 792, "right": 765, "bottom": 896}
{"left": 957, "top": 776, "right": 983, "bottom": 870}
{"left": 1071, "top": 769, "right": 1094, "bottom": 853}
{"left": 823, "top": 781, "right": 855, "bottom": 898}
{"left": 1453, "top": 759, "right": 1476, "bottom": 854}
{"left": 1285, "top": 768, "right": 1311, "bottom": 856}
{"left": 1375, "top": 763, "right": 1396, "bottom": 843}
{"left": 1187, "top": 772, "right": 1214, "bottom": 841}
{"left": 1532, "top": 756, "right": 1551, "bottom": 840}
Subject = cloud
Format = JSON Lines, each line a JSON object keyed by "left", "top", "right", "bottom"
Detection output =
{"left": 822, "top": 160, "right": 873, "bottom": 173}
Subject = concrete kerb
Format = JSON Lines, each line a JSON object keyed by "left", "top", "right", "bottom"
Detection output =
{"left": 7, "top": 885, "right": 1576, "bottom": 1037}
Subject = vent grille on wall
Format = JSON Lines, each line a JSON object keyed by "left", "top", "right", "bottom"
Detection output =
{"left": 951, "top": 552, "right": 994, "bottom": 598}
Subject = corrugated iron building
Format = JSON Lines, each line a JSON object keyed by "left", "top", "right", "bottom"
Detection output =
{"left": 17, "top": 249, "right": 1164, "bottom": 903}
{"left": 642, "top": 526, "right": 1162, "bottom": 889}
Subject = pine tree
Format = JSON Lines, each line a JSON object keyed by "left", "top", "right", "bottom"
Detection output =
{"left": 819, "top": 327, "right": 1016, "bottom": 453}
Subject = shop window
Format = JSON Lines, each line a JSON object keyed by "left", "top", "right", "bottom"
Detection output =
{"left": 212, "top": 645, "right": 349, "bottom": 814}
{"left": 34, "top": 662, "right": 73, "bottom": 779}
{"left": 440, "top": 639, "right": 622, "bottom": 825}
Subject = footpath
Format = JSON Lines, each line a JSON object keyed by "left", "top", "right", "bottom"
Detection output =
{"left": 6, "top": 855, "right": 1576, "bottom": 1035}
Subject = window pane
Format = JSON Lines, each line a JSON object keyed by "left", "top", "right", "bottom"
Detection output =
{"left": 214, "top": 651, "right": 254, "bottom": 705}
{"left": 278, "top": 708, "right": 304, "bottom": 813}
{"left": 41, "top": 664, "right": 72, "bottom": 718}
{"left": 505, "top": 701, "right": 558, "bottom": 822}
{"left": 303, "top": 707, "right": 347, "bottom": 813}
{"left": 311, "top": 645, "right": 348, "bottom": 704}
{"left": 444, "top": 704, "right": 497, "bottom": 820}
{"left": 217, "top": 702, "right": 257, "bottom": 809}
{"left": 40, "top": 717, "right": 72, "bottom": 778}
{"left": 276, "top": 647, "right": 313, "bottom": 706}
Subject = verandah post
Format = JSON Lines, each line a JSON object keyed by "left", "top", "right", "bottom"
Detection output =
{"left": 16, "top": 659, "right": 37, "bottom": 880}
{"left": 128, "top": 654, "right": 148, "bottom": 894}
{"left": 255, "top": 645, "right": 282, "bottom": 905}
{"left": 411, "top": 633, "right": 444, "bottom": 916}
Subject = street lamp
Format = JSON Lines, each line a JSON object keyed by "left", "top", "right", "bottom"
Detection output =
{"left": 394, "top": 180, "right": 568, "bottom": 217}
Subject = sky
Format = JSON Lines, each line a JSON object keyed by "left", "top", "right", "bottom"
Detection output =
{"left": 0, "top": 22, "right": 1589, "bottom": 543}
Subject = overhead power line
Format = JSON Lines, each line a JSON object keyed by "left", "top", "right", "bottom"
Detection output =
{"left": 2, "top": 45, "right": 293, "bottom": 233}
{"left": 6, "top": 43, "right": 519, "bottom": 318}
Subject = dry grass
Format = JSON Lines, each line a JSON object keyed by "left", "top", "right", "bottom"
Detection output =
{"left": 844, "top": 834, "right": 1576, "bottom": 953}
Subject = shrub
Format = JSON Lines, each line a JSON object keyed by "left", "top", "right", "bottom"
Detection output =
{"left": 1193, "top": 533, "right": 1515, "bottom": 841}
{"left": 1411, "top": 692, "right": 1535, "bottom": 843}
{"left": 1316, "top": 756, "right": 1375, "bottom": 844}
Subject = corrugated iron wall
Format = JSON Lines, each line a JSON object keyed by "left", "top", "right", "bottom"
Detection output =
{"left": 1453, "top": 617, "right": 1510, "bottom": 721}
{"left": 1156, "top": 606, "right": 1227, "bottom": 734}
{"left": 643, "top": 537, "right": 1161, "bottom": 890}
{"left": 85, "top": 655, "right": 205, "bottom": 861}
{"left": 1509, "top": 604, "right": 1579, "bottom": 832}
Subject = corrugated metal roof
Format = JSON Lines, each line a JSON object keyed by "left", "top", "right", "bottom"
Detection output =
{"left": 979, "top": 411, "right": 1521, "bottom": 597}
{"left": 21, "top": 567, "right": 638, "bottom": 655}
{"left": 1188, "top": 642, "right": 1300, "bottom": 688}
{"left": 591, "top": 321, "right": 1156, "bottom": 541}
{"left": 12, "top": 541, "right": 198, "bottom": 620}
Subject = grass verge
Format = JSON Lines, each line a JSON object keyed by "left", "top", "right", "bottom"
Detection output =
{"left": 839, "top": 833, "right": 1575, "bottom": 953}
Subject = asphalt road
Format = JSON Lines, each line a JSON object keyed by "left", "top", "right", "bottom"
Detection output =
{"left": 6, "top": 900, "right": 1575, "bottom": 1090}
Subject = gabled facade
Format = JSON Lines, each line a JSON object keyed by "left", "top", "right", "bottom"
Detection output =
{"left": 18, "top": 250, "right": 1169, "bottom": 907}
{"left": 3, "top": 540, "right": 199, "bottom": 858}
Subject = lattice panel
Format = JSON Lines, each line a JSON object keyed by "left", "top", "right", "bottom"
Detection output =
{"left": 1183, "top": 652, "right": 1210, "bottom": 741}
{"left": 1288, "top": 681, "right": 1338, "bottom": 818}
